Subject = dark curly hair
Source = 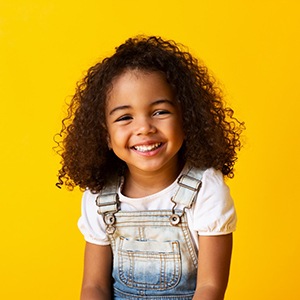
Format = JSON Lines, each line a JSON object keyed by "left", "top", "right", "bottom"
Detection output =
{"left": 55, "top": 35, "right": 244, "bottom": 192}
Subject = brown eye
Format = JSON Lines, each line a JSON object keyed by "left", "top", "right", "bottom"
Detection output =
{"left": 153, "top": 110, "right": 170, "bottom": 116}
{"left": 115, "top": 115, "right": 132, "bottom": 122}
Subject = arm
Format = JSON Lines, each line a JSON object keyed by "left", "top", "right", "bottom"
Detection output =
{"left": 80, "top": 242, "right": 113, "bottom": 300}
{"left": 193, "top": 234, "right": 233, "bottom": 300}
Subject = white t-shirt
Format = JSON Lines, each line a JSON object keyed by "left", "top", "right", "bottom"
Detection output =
{"left": 78, "top": 167, "right": 237, "bottom": 249}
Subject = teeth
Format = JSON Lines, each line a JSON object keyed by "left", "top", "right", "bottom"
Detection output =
{"left": 133, "top": 143, "right": 161, "bottom": 152}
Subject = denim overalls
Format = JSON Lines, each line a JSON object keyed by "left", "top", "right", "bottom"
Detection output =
{"left": 96, "top": 167, "right": 204, "bottom": 300}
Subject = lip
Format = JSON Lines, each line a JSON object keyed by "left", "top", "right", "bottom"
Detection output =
{"left": 130, "top": 141, "right": 165, "bottom": 156}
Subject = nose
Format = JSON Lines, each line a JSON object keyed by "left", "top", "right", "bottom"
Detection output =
{"left": 135, "top": 117, "right": 156, "bottom": 135}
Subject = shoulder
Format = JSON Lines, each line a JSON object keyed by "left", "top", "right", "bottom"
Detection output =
{"left": 202, "top": 167, "right": 224, "bottom": 182}
{"left": 81, "top": 189, "right": 99, "bottom": 207}
{"left": 188, "top": 167, "right": 236, "bottom": 235}
{"left": 78, "top": 189, "right": 110, "bottom": 245}
{"left": 80, "top": 189, "right": 101, "bottom": 224}
{"left": 201, "top": 168, "right": 229, "bottom": 196}
{"left": 187, "top": 167, "right": 227, "bottom": 194}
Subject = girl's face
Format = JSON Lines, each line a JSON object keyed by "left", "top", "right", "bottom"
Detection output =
{"left": 105, "top": 70, "right": 184, "bottom": 178}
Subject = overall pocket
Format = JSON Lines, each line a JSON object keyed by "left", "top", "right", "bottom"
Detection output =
{"left": 117, "top": 237, "right": 182, "bottom": 290}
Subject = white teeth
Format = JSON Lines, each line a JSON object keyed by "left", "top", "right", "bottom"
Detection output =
{"left": 133, "top": 143, "right": 161, "bottom": 152}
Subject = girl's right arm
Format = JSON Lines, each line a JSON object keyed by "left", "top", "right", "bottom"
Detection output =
{"left": 80, "top": 242, "right": 113, "bottom": 300}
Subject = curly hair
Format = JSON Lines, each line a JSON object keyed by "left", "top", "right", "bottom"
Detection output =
{"left": 55, "top": 35, "right": 244, "bottom": 192}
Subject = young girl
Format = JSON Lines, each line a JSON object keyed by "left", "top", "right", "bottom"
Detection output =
{"left": 56, "top": 36, "right": 243, "bottom": 300}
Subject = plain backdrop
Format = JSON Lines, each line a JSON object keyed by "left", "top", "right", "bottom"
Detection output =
{"left": 0, "top": 0, "right": 299, "bottom": 299}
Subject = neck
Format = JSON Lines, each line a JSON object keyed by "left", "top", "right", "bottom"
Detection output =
{"left": 122, "top": 161, "right": 184, "bottom": 198}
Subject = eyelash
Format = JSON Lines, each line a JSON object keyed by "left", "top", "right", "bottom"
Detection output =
{"left": 153, "top": 110, "right": 170, "bottom": 116}
{"left": 115, "top": 115, "right": 132, "bottom": 122}
{"left": 114, "top": 110, "right": 171, "bottom": 123}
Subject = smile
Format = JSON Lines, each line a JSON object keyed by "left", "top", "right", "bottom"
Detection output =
{"left": 132, "top": 143, "right": 162, "bottom": 153}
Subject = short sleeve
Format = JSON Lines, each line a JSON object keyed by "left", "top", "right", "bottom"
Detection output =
{"left": 77, "top": 190, "right": 110, "bottom": 245}
{"left": 189, "top": 168, "right": 237, "bottom": 236}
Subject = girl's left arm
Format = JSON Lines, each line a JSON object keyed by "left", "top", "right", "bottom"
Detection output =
{"left": 193, "top": 233, "right": 233, "bottom": 300}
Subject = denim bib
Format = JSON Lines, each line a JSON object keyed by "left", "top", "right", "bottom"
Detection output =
{"left": 96, "top": 167, "right": 203, "bottom": 299}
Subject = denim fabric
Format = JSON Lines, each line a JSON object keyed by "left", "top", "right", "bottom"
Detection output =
{"left": 108, "top": 210, "right": 198, "bottom": 299}
{"left": 96, "top": 167, "right": 204, "bottom": 299}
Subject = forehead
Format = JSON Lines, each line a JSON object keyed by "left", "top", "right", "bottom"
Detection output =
{"left": 112, "top": 69, "right": 168, "bottom": 86}
{"left": 106, "top": 70, "right": 175, "bottom": 108}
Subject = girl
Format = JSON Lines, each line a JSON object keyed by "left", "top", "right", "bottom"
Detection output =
{"left": 56, "top": 36, "right": 244, "bottom": 300}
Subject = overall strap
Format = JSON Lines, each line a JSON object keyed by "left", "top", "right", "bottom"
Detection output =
{"left": 172, "top": 167, "right": 204, "bottom": 211}
{"left": 95, "top": 179, "right": 120, "bottom": 215}
{"left": 169, "top": 167, "right": 204, "bottom": 226}
{"left": 95, "top": 168, "right": 204, "bottom": 229}
{"left": 95, "top": 179, "right": 120, "bottom": 234}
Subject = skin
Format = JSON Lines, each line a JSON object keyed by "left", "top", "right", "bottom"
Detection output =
{"left": 80, "top": 70, "right": 233, "bottom": 300}
{"left": 80, "top": 243, "right": 112, "bottom": 300}
{"left": 193, "top": 234, "right": 233, "bottom": 300}
{"left": 106, "top": 70, "right": 185, "bottom": 197}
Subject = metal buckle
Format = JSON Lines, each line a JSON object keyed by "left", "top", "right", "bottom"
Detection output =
{"left": 177, "top": 174, "right": 202, "bottom": 192}
{"left": 106, "top": 225, "right": 116, "bottom": 235}
{"left": 95, "top": 193, "right": 119, "bottom": 235}
{"left": 170, "top": 214, "right": 181, "bottom": 226}
{"left": 169, "top": 197, "right": 184, "bottom": 226}
{"left": 95, "top": 193, "right": 119, "bottom": 208}
{"left": 103, "top": 213, "right": 117, "bottom": 235}
{"left": 95, "top": 193, "right": 119, "bottom": 216}
{"left": 104, "top": 213, "right": 116, "bottom": 225}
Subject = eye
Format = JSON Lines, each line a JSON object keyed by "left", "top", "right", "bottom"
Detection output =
{"left": 115, "top": 115, "right": 132, "bottom": 122}
{"left": 153, "top": 110, "right": 170, "bottom": 117}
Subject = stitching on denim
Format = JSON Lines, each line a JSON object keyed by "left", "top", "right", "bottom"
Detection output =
{"left": 110, "top": 211, "right": 197, "bottom": 296}
{"left": 118, "top": 240, "right": 181, "bottom": 290}
{"left": 180, "top": 215, "right": 198, "bottom": 268}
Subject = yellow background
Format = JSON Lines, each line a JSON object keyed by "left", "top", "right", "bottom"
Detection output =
{"left": 1, "top": 0, "right": 299, "bottom": 299}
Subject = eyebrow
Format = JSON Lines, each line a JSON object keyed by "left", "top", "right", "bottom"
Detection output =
{"left": 108, "top": 99, "right": 175, "bottom": 116}
{"left": 109, "top": 105, "right": 131, "bottom": 116}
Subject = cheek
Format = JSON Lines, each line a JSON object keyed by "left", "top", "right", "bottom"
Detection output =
{"left": 108, "top": 127, "right": 128, "bottom": 146}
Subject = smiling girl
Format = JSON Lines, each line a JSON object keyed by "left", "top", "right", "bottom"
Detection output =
{"left": 106, "top": 71, "right": 184, "bottom": 197}
{"left": 56, "top": 36, "right": 244, "bottom": 300}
